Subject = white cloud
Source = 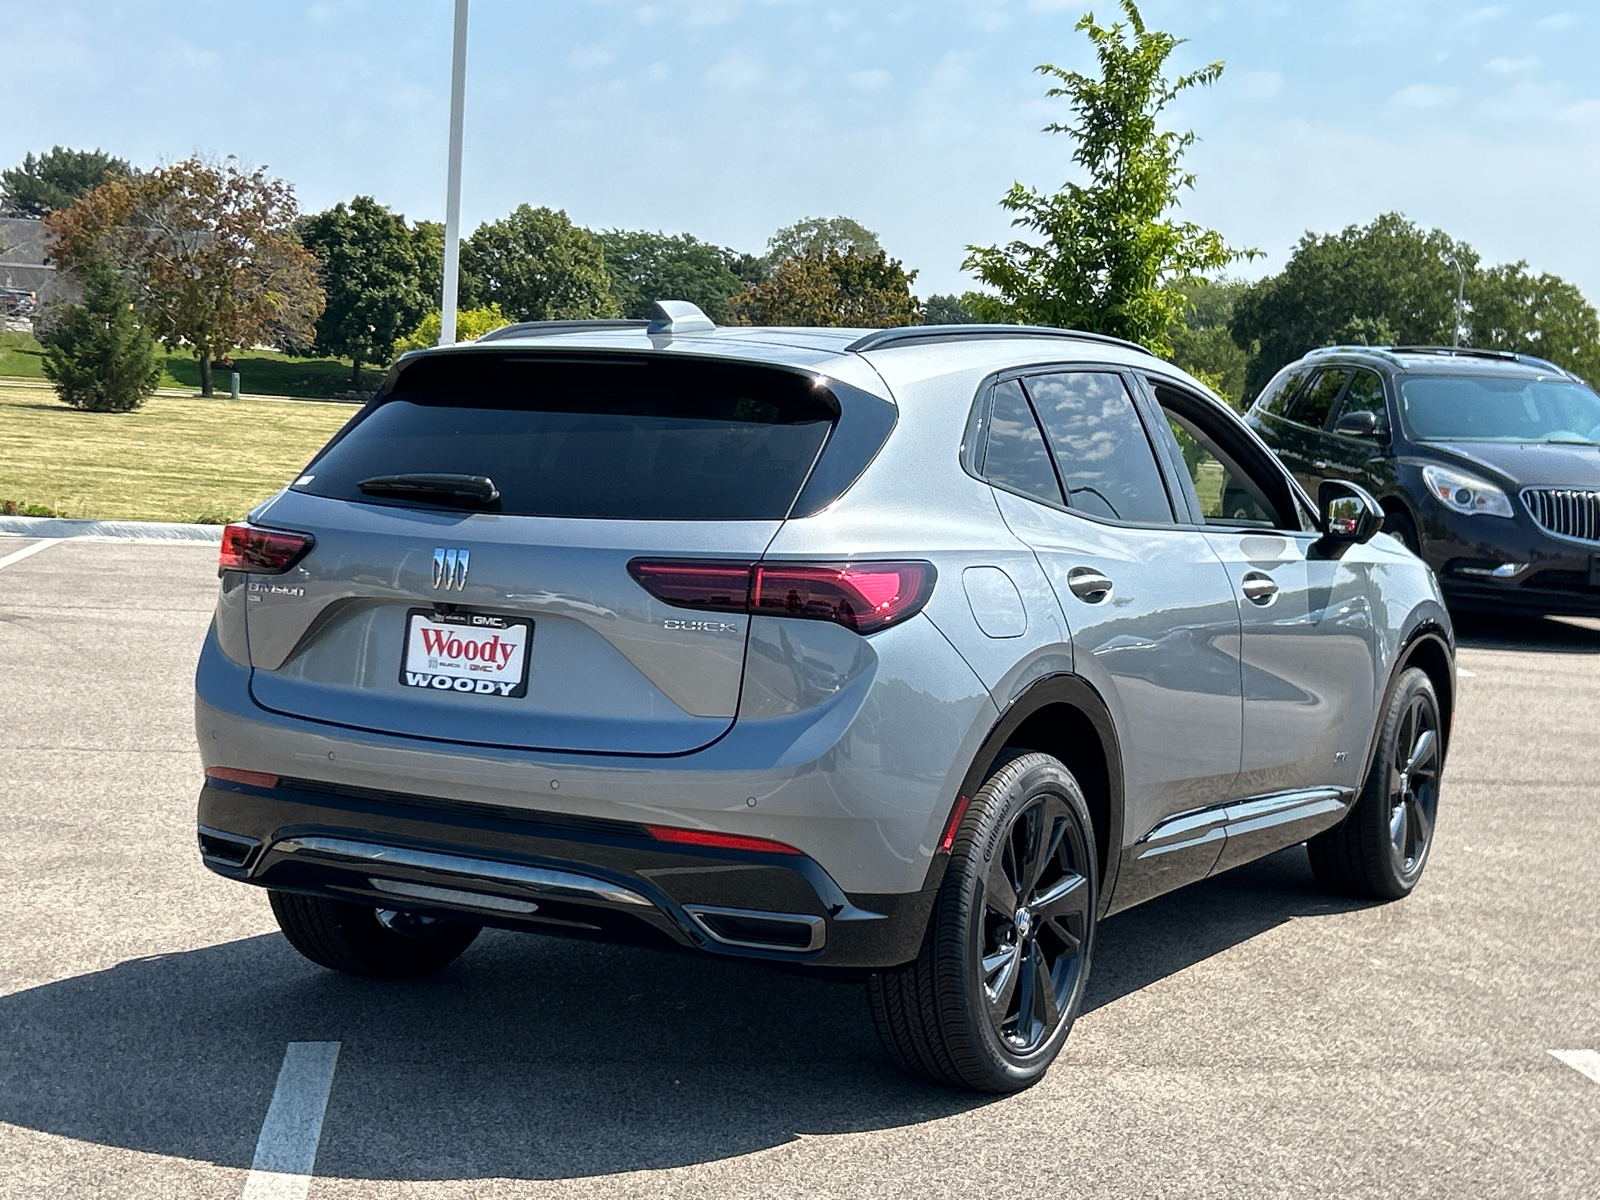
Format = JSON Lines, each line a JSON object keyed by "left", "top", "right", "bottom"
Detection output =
{"left": 1536, "top": 12, "right": 1580, "bottom": 30}
{"left": 1237, "top": 70, "right": 1284, "bottom": 100}
{"left": 704, "top": 52, "right": 768, "bottom": 90}
{"left": 1462, "top": 6, "right": 1506, "bottom": 23}
{"left": 568, "top": 43, "right": 614, "bottom": 70}
{"left": 1392, "top": 83, "right": 1459, "bottom": 109}
{"left": 1486, "top": 56, "right": 1537, "bottom": 74}
{"left": 850, "top": 68, "right": 891, "bottom": 90}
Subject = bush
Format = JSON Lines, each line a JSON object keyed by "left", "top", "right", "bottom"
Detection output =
{"left": 40, "top": 259, "right": 161, "bottom": 412}
{"left": 395, "top": 304, "right": 510, "bottom": 354}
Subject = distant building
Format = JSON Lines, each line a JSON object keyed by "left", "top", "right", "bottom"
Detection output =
{"left": 1, "top": 217, "right": 79, "bottom": 314}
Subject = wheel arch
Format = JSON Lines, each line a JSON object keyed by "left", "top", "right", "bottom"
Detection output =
{"left": 1398, "top": 626, "right": 1455, "bottom": 761}
{"left": 927, "top": 674, "right": 1125, "bottom": 917}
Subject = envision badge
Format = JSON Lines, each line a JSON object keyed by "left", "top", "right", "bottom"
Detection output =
{"left": 433, "top": 548, "right": 470, "bottom": 591}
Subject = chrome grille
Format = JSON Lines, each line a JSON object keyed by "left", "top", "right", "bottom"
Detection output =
{"left": 1523, "top": 488, "right": 1600, "bottom": 543}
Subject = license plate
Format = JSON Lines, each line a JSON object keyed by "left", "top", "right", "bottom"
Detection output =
{"left": 400, "top": 609, "right": 532, "bottom": 698}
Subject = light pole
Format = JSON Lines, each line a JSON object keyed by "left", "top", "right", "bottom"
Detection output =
{"left": 439, "top": 0, "right": 469, "bottom": 346}
{"left": 1443, "top": 253, "right": 1465, "bottom": 348}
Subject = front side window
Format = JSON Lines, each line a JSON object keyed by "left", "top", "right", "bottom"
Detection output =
{"left": 1399, "top": 374, "right": 1600, "bottom": 444}
{"left": 1025, "top": 371, "right": 1174, "bottom": 524}
{"left": 1284, "top": 368, "right": 1351, "bottom": 429}
{"left": 1150, "top": 380, "right": 1298, "bottom": 531}
{"left": 1340, "top": 370, "right": 1388, "bottom": 420}
{"left": 980, "top": 379, "right": 1063, "bottom": 504}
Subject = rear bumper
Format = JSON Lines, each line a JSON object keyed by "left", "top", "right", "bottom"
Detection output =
{"left": 197, "top": 777, "right": 935, "bottom": 972}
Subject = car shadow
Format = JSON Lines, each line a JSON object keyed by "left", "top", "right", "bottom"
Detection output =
{"left": 0, "top": 847, "right": 1359, "bottom": 1181}
{"left": 1452, "top": 610, "right": 1600, "bottom": 654}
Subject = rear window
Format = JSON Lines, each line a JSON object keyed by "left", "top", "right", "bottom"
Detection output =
{"left": 295, "top": 354, "right": 838, "bottom": 520}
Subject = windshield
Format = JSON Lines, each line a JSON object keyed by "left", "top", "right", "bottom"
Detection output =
{"left": 1399, "top": 373, "right": 1600, "bottom": 444}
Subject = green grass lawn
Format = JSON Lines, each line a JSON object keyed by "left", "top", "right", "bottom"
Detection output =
{"left": 0, "top": 382, "right": 355, "bottom": 523}
{"left": 0, "top": 329, "right": 381, "bottom": 399}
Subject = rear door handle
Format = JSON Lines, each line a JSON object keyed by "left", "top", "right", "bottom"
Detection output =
{"left": 1241, "top": 572, "right": 1279, "bottom": 605}
{"left": 1067, "top": 567, "right": 1114, "bottom": 603}
{"left": 1314, "top": 460, "right": 1329, "bottom": 471}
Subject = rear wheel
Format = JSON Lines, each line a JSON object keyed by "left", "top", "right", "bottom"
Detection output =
{"left": 867, "top": 752, "right": 1097, "bottom": 1092}
{"left": 1308, "top": 667, "right": 1442, "bottom": 900}
{"left": 269, "top": 891, "right": 481, "bottom": 979}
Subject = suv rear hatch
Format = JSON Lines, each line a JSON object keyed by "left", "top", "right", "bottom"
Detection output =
{"left": 241, "top": 350, "right": 860, "bottom": 755}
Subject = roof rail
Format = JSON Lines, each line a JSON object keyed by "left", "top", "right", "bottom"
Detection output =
{"left": 1385, "top": 345, "right": 1522, "bottom": 363}
{"left": 474, "top": 319, "right": 649, "bottom": 344}
{"left": 1303, "top": 345, "right": 1409, "bottom": 367}
{"left": 845, "top": 324, "right": 1156, "bottom": 357}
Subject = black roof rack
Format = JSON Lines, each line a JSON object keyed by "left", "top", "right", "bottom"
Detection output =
{"left": 474, "top": 319, "right": 649, "bottom": 344}
{"left": 846, "top": 323, "right": 1155, "bottom": 357}
{"left": 1385, "top": 345, "right": 1521, "bottom": 362}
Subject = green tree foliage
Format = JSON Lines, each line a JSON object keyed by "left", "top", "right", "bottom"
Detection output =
{"left": 595, "top": 230, "right": 746, "bottom": 322}
{"left": 411, "top": 219, "right": 445, "bottom": 303}
{"left": 766, "top": 216, "right": 882, "bottom": 263}
{"left": 40, "top": 257, "right": 161, "bottom": 412}
{"left": 963, "top": 1, "right": 1249, "bottom": 353}
{"left": 395, "top": 304, "right": 511, "bottom": 354}
{"left": 298, "top": 196, "right": 432, "bottom": 387}
{"left": 1230, "top": 213, "right": 1469, "bottom": 398}
{"left": 460, "top": 205, "right": 617, "bottom": 321}
{"left": 47, "top": 156, "right": 324, "bottom": 396}
{"left": 1167, "top": 276, "right": 1252, "bottom": 404}
{"left": 728, "top": 250, "right": 921, "bottom": 327}
{"left": 1, "top": 147, "right": 131, "bottom": 217}
{"left": 922, "top": 293, "right": 982, "bottom": 325}
{"left": 1469, "top": 263, "right": 1600, "bottom": 383}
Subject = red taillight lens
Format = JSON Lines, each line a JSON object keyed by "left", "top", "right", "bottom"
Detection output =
{"left": 218, "top": 523, "right": 313, "bottom": 576}
{"left": 628, "top": 559, "right": 935, "bottom": 635}
{"left": 644, "top": 825, "right": 804, "bottom": 855}
{"left": 205, "top": 766, "right": 280, "bottom": 789}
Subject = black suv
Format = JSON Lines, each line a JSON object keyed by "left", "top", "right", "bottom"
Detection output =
{"left": 1245, "top": 345, "right": 1600, "bottom": 615}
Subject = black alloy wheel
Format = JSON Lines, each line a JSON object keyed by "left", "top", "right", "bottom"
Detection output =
{"left": 867, "top": 751, "right": 1098, "bottom": 1092}
{"left": 1309, "top": 667, "right": 1443, "bottom": 900}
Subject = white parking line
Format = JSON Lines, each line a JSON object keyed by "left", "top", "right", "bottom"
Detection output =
{"left": 241, "top": 1042, "right": 342, "bottom": 1200}
{"left": 1549, "top": 1048, "right": 1600, "bottom": 1085}
{"left": 0, "top": 539, "right": 60, "bottom": 571}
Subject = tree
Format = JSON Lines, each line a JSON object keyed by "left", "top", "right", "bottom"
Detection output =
{"left": 1230, "top": 214, "right": 1473, "bottom": 397}
{"left": 727, "top": 249, "right": 921, "bottom": 327}
{"left": 40, "top": 256, "right": 161, "bottom": 412}
{"left": 1, "top": 147, "right": 131, "bottom": 218}
{"left": 766, "top": 216, "right": 882, "bottom": 262}
{"left": 1167, "top": 276, "right": 1251, "bottom": 404}
{"left": 963, "top": 0, "right": 1250, "bottom": 353}
{"left": 923, "top": 293, "right": 982, "bottom": 324}
{"left": 459, "top": 205, "right": 617, "bottom": 321}
{"left": 298, "top": 196, "right": 432, "bottom": 387}
{"left": 46, "top": 156, "right": 324, "bottom": 396}
{"left": 395, "top": 304, "right": 511, "bottom": 354}
{"left": 1468, "top": 263, "right": 1600, "bottom": 384}
{"left": 595, "top": 230, "right": 747, "bottom": 322}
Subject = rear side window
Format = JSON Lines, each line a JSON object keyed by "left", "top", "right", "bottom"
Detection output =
{"left": 980, "top": 379, "right": 1063, "bottom": 504}
{"left": 1255, "top": 366, "right": 1311, "bottom": 418}
{"left": 296, "top": 355, "right": 837, "bottom": 520}
{"left": 1025, "top": 371, "right": 1174, "bottom": 524}
{"left": 1285, "top": 368, "right": 1350, "bottom": 429}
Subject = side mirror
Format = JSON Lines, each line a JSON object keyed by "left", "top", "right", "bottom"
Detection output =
{"left": 1333, "top": 409, "right": 1386, "bottom": 439}
{"left": 1318, "top": 479, "right": 1384, "bottom": 545}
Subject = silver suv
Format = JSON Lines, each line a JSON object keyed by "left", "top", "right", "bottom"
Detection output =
{"left": 194, "top": 303, "right": 1454, "bottom": 1092}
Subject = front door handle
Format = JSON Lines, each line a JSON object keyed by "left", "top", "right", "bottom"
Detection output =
{"left": 1241, "top": 572, "right": 1279, "bottom": 606}
{"left": 1067, "top": 566, "right": 1114, "bottom": 603}
{"left": 1314, "top": 460, "right": 1330, "bottom": 471}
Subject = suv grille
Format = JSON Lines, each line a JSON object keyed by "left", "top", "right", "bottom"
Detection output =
{"left": 1522, "top": 488, "right": 1600, "bottom": 543}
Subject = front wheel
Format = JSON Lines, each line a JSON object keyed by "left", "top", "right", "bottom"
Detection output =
{"left": 867, "top": 752, "right": 1098, "bottom": 1092}
{"left": 269, "top": 890, "right": 481, "bottom": 979}
{"left": 1308, "top": 667, "right": 1442, "bottom": 900}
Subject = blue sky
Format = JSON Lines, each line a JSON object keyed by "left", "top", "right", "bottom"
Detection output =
{"left": 7, "top": 1, "right": 1600, "bottom": 300}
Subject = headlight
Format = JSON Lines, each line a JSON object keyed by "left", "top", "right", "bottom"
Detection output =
{"left": 1420, "top": 465, "right": 1514, "bottom": 518}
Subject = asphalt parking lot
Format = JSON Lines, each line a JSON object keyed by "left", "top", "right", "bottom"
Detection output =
{"left": 1, "top": 536, "right": 1597, "bottom": 1199}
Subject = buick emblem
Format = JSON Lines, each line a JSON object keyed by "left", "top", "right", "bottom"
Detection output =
{"left": 432, "top": 548, "right": 470, "bottom": 590}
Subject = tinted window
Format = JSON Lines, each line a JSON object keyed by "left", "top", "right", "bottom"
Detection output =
{"left": 981, "top": 379, "right": 1062, "bottom": 504}
{"left": 1256, "top": 366, "right": 1312, "bottom": 418}
{"left": 298, "top": 356, "right": 834, "bottom": 520}
{"left": 1285, "top": 368, "right": 1350, "bottom": 428}
{"left": 1026, "top": 372, "right": 1173, "bottom": 524}
{"left": 1151, "top": 382, "right": 1297, "bottom": 531}
{"left": 1340, "top": 370, "right": 1387, "bottom": 419}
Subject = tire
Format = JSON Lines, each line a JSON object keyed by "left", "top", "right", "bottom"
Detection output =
{"left": 1382, "top": 507, "right": 1421, "bottom": 555}
{"left": 867, "top": 752, "right": 1098, "bottom": 1093}
{"left": 1308, "top": 667, "right": 1442, "bottom": 900}
{"left": 269, "top": 890, "right": 481, "bottom": 979}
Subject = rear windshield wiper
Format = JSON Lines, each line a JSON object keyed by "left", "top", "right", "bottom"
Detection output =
{"left": 357, "top": 473, "right": 501, "bottom": 508}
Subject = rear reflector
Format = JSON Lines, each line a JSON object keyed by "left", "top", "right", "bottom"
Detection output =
{"left": 628, "top": 559, "right": 935, "bottom": 635}
{"left": 218, "top": 523, "right": 314, "bottom": 576}
{"left": 939, "top": 795, "right": 971, "bottom": 853}
{"left": 645, "top": 825, "right": 804, "bottom": 855}
{"left": 206, "top": 766, "right": 280, "bottom": 789}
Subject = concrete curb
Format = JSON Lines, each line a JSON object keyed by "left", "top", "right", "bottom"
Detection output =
{"left": 0, "top": 516, "right": 223, "bottom": 543}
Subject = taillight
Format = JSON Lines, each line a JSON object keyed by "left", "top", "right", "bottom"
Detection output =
{"left": 628, "top": 559, "right": 935, "bottom": 634}
{"left": 645, "top": 824, "right": 804, "bottom": 855}
{"left": 218, "top": 523, "right": 314, "bottom": 576}
{"left": 205, "top": 766, "right": 280, "bottom": 789}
